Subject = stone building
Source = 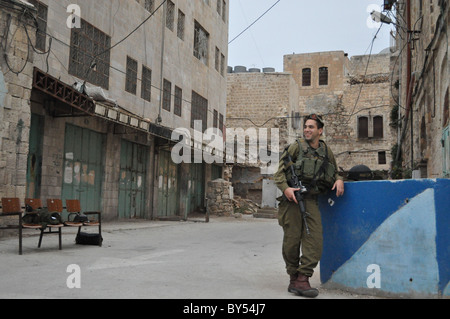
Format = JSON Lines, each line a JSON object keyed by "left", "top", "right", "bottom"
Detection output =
{"left": 284, "top": 51, "right": 396, "bottom": 178}
{"left": 226, "top": 67, "right": 300, "bottom": 206}
{"left": 392, "top": 0, "right": 449, "bottom": 178}
{"left": 0, "top": 0, "right": 229, "bottom": 223}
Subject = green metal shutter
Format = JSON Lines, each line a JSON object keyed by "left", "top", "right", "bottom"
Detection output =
{"left": 62, "top": 124, "right": 105, "bottom": 214}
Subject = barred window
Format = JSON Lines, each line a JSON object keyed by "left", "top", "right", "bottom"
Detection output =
{"left": 319, "top": 67, "right": 328, "bottom": 86}
{"left": 220, "top": 53, "right": 225, "bottom": 76}
{"left": 174, "top": 86, "right": 182, "bottom": 117}
{"left": 141, "top": 65, "right": 152, "bottom": 101}
{"left": 191, "top": 91, "right": 208, "bottom": 131}
{"left": 29, "top": 0, "right": 47, "bottom": 51}
{"left": 194, "top": 21, "right": 209, "bottom": 65}
{"left": 69, "top": 19, "right": 111, "bottom": 89}
{"left": 302, "top": 68, "right": 311, "bottom": 87}
{"left": 177, "top": 10, "right": 185, "bottom": 40}
{"left": 125, "top": 56, "right": 138, "bottom": 95}
{"left": 163, "top": 79, "right": 172, "bottom": 111}
{"left": 166, "top": 0, "right": 175, "bottom": 31}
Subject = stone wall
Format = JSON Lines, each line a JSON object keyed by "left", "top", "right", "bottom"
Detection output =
{"left": 284, "top": 51, "right": 395, "bottom": 176}
{"left": 0, "top": 6, "right": 36, "bottom": 200}
{"left": 206, "top": 178, "right": 233, "bottom": 217}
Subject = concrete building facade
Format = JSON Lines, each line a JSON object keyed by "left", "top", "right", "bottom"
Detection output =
{"left": 0, "top": 0, "right": 229, "bottom": 225}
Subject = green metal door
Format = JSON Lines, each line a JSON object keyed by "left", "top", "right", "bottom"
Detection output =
{"left": 119, "top": 140, "right": 148, "bottom": 218}
{"left": 62, "top": 124, "right": 105, "bottom": 213}
{"left": 189, "top": 164, "right": 205, "bottom": 213}
{"left": 26, "top": 113, "right": 44, "bottom": 198}
{"left": 157, "top": 150, "right": 178, "bottom": 217}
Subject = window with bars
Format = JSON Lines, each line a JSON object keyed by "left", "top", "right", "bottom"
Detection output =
{"left": 125, "top": 56, "right": 138, "bottom": 95}
{"left": 319, "top": 67, "right": 328, "bottom": 86}
{"left": 177, "top": 10, "right": 185, "bottom": 40}
{"left": 29, "top": 0, "right": 47, "bottom": 51}
{"left": 302, "top": 68, "right": 311, "bottom": 87}
{"left": 174, "top": 86, "right": 182, "bottom": 117}
{"left": 194, "top": 21, "right": 209, "bottom": 65}
{"left": 141, "top": 65, "right": 152, "bottom": 101}
{"left": 220, "top": 53, "right": 225, "bottom": 76}
{"left": 191, "top": 91, "right": 208, "bottom": 131}
{"left": 166, "top": 0, "right": 175, "bottom": 31}
{"left": 163, "top": 79, "right": 172, "bottom": 111}
{"left": 68, "top": 19, "right": 111, "bottom": 89}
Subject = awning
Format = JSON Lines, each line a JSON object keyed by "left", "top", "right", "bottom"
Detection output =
{"left": 32, "top": 67, "right": 173, "bottom": 141}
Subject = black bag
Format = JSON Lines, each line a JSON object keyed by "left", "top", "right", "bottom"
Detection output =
{"left": 76, "top": 232, "right": 103, "bottom": 246}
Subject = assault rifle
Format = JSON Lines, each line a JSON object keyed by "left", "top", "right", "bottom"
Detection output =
{"left": 283, "top": 149, "right": 310, "bottom": 235}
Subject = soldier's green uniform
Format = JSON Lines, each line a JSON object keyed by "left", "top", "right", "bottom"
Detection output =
{"left": 274, "top": 138, "right": 342, "bottom": 277}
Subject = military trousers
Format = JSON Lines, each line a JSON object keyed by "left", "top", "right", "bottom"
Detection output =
{"left": 278, "top": 197, "right": 323, "bottom": 277}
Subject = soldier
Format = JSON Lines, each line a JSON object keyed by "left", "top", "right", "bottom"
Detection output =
{"left": 274, "top": 114, "right": 344, "bottom": 298}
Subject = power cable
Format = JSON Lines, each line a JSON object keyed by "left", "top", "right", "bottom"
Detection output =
{"left": 228, "top": 0, "right": 281, "bottom": 45}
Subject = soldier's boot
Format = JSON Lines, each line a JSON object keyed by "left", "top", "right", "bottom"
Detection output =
{"left": 287, "top": 273, "right": 298, "bottom": 292}
{"left": 288, "top": 273, "right": 319, "bottom": 298}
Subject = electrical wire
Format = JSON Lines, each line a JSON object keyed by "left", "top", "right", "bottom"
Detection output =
{"left": 228, "top": 0, "right": 281, "bottom": 45}
{"left": 343, "top": 22, "right": 384, "bottom": 125}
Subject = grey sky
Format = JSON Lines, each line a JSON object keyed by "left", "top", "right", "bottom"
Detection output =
{"left": 228, "top": 0, "right": 394, "bottom": 72}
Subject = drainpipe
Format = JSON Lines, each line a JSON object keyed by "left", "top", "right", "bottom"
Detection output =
{"left": 157, "top": 0, "right": 166, "bottom": 124}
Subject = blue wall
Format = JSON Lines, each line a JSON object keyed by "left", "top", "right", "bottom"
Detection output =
{"left": 319, "top": 179, "right": 450, "bottom": 297}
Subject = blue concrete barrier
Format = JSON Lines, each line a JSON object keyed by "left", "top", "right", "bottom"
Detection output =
{"left": 318, "top": 179, "right": 450, "bottom": 298}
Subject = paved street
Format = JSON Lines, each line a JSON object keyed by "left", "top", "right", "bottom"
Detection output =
{"left": 0, "top": 216, "right": 378, "bottom": 300}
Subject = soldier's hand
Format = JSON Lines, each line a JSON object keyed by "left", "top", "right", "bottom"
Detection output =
{"left": 332, "top": 180, "right": 345, "bottom": 197}
{"left": 284, "top": 187, "right": 300, "bottom": 204}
